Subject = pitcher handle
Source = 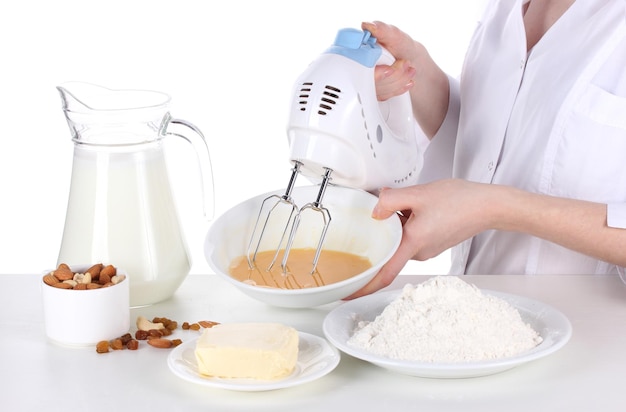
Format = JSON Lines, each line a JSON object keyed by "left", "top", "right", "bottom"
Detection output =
{"left": 163, "top": 115, "right": 215, "bottom": 220}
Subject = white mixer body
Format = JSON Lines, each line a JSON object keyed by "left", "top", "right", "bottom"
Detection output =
{"left": 287, "top": 29, "right": 422, "bottom": 192}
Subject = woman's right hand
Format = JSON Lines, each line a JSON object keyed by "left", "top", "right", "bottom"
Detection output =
{"left": 363, "top": 21, "right": 419, "bottom": 101}
{"left": 363, "top": 21, "right": 449, "bottom": 138}
{"left": 345, "top": 179, "right": 498, "bottom": 299}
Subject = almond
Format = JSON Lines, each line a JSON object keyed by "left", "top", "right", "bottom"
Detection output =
{"left": 43, "top": 273, "right": 59, "bottom": 286}
{"left": 57, "top": 263, "right": 71, "bottom": 271}
{"left": 52, "top": 282, "right": 72, "bottom": 289}
{"left": 198, "top": 320, "right": 220, "bottom": 329}
{"left": 146, "top": 338, "right": 173, "bottom": 349}
{"left": 100, "top": 264, "right": 116, "bottom": 279}
{"left": 54, "top": 264, "right": 74, "bottom": 281}
{"left": 86, "top": 263, "right": 104, "bottom": 280}
{"left": 99, "top": 272, "right": 111, "bottom": 285}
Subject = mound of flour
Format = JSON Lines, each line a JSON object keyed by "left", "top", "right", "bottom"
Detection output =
{"left": 347, "top": 276, "right": 542, "bottom": 363}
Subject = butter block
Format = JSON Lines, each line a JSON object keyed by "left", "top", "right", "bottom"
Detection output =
{"left": 194, "top": 322, "right": 299, "bottom": 380}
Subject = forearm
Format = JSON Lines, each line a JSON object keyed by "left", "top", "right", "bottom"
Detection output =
{"left": 491, "top": 185, "right": 626, "bottom": 267}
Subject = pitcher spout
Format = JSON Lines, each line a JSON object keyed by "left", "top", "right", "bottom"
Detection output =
{"left": 57, "top": 82, "right": 91, "bottom": 113}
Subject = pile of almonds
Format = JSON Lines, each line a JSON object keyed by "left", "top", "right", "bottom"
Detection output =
{"left": 96, "top": 315, "right": 220, "bottom": 354}
{"left": 43, "top": 263, "right": 125, "bottom": 290}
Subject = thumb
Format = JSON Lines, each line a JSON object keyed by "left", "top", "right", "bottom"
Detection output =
{"left": 372, "top": 187, "right": 417, "bottom": 219}
{"left": 344, "top": 219, "right": 417, "bottom": 299}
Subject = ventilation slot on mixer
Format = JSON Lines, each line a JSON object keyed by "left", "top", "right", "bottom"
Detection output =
{"left": 317, "top": 85, "right": 341, "bottom": 116}
{"left": 298, "top": 82, "right": 313, "bottom": 111}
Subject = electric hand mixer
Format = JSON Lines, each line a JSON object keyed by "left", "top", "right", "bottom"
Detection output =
{"left": 247, "top": 28, "right": 422, "bottom": 277}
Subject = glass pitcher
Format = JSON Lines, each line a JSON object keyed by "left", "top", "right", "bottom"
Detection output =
{"left": 56, "top": 82, "right": 213, "bottom": 307}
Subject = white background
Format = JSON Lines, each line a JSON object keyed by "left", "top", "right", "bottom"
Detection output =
{"left": 0, "top": 0, "right": 485, "bottom": 275}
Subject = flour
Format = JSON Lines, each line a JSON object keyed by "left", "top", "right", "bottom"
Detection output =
{"left": 347, "top": 276, "right": 543, "bottom": 363}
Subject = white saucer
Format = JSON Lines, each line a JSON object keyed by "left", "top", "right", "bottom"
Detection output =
{"left": 167, "top": 331, "right": 340, "bottom": 391}
{"left": 323, "top": 289, "right": 572, "bottom": 379}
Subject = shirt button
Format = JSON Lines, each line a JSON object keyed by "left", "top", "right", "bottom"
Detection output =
{"left": 488, "top": 161, "right": 494, "bottom": 171}
{"left": 520, "top": 59, "right": 525, "bottom": 69}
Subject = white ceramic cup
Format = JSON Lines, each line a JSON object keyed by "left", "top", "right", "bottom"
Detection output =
{"left": 41, "top": 264, "right": 130, "bottom": 346}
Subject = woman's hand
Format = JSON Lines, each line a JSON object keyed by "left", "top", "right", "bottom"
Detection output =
{"left": 345, "top": 179, "right": 497, "bottom": 299}
{"left": 363, "top": 21, "right": 450, "bottom": 138}
{"left": 363, "top": 21, "right": 419, "bottom": 101}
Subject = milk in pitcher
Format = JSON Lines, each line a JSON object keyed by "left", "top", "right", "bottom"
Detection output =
{"left": 58, "top": 144, "right": 191, "bottom": 306}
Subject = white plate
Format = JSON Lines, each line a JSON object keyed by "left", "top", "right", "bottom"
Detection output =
{"left": 323, "top": 289, "right": 572, "bottom": 379}
{"left": 167, "top": 332, "right": 340, "bottom": 391}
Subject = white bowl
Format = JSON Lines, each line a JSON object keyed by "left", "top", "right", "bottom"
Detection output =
{"left": 204, "top": 185, "right": 402, "bottom": 308}
{"left": 41, "top": 264, "right": 130, "bottom": 346}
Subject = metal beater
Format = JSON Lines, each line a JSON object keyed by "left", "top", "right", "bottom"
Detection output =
{"left": 248, "top": 28, "right": 422, "bottom": 275}
{"left": 281, "top": 168, "right": 333, "bottom": 274}
{"left": 246, "top": 161, "right": 302, "bottom": 272}
{"left": 246, "top": 162, "right": 333, "bottom": 275}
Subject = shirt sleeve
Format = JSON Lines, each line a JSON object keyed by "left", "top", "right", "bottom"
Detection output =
{"left": 417, "top": 75, "right": 461, "bottom": 184}
{"left": 607, "top": 203, "right": 626, "bottom": 229}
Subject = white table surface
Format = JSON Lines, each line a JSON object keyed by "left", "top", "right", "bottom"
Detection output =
{"left": 3, "top": 273, "right": 626, "bottom": 412}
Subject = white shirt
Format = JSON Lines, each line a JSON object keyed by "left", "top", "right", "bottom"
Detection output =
{"left": 419, "top": 0, "right": 626, "bottom": 275}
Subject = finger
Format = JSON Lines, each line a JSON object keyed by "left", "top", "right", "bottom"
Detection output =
{"left": 372, "top": 187, "right": 418, "bottom": 219}
{"left": 343, "top": 221, "right": 418, "bottom": 299}
{"left": 361, "top": 21, "right": 393, "bottom": 47}
{"left": 361, "top": 21, "right": 411, "bottom": 59}
{"left": 361, "top": 21, "right": 380, "bottom": 36}
{"left": 374, "top": 64, "right": 393, "bottom": 82}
